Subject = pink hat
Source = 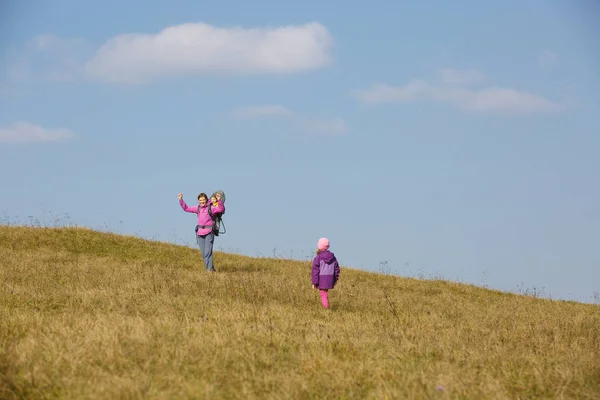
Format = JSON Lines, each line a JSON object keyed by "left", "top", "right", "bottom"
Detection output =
{"left": 317, "top": 237, "right": 330, "bottom": 251}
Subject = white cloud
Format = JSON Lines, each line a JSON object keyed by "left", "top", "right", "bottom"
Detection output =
{"left": 228, "top": 104, "right": 347, "bottom": 135}
{"left": 230, "top": 105, "right": 292, "bottom": 119}
{"left": 84, "top": 21, "right": 333, "bottom": 84}
{"left": 538, "top": 50, "right": 558, "bottom": 67}
{"left": 353, "top": 72, "right": 563, "bottom": 115}
{"left": 440, "top": 68, "right": 485, "bottom": 85}
{"left": 3, "top": 22, "right": 332, "bottom": 85}
{"left": 0, "top": 122, "right": 76, "bottom": 143}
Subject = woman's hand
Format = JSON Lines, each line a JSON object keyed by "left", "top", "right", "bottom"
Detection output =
{"left": 178, "top": 193, "right": 183, "bottom": 200}
{"left": 312, "top": 284, "right": 317, "bottom": 290}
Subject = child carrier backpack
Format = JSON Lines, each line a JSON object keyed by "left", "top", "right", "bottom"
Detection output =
{"left": 206, "top": 190, "right": 226, "bottom": 236}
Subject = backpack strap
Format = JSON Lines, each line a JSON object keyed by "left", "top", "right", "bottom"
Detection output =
{"left": 206, "top": 203, "right": 222, "bottom": 236}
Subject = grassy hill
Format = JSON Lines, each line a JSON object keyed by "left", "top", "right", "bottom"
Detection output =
{"left": 1, "top": 226, "right": 599, "bottom": 399}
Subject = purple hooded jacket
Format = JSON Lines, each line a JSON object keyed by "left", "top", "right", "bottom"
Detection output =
{"left": 312, "top": 250, "right": 340, "bottom": 290}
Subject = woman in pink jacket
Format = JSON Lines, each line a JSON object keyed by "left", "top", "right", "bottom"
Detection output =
{"left": 178, "top": 192, "right": 225, "bottom": 272}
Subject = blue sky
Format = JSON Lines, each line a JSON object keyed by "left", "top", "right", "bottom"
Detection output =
{"left": 1, "top": 0, "right": 598, "bottom": 303}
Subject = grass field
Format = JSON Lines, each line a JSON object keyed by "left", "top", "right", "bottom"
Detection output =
{"left": 1, "top": 225, "right": 599, "bottom": 399}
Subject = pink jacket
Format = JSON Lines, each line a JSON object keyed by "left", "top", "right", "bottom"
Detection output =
{"left": 179, "top": 198, "right": 225, "bottom": 236}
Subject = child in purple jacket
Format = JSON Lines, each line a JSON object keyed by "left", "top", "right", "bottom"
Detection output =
{"left": 311, "top": 237, "right": 340, "bottom": 309}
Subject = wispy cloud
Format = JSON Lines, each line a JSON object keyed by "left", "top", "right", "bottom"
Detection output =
{"left": 353, "top": 69, "right": 563, "bottom": 115}
{"left": 440, "top": 68, "right": 485, "bottom": 85}
{"left": 228, "top": 105, "right": 347, "bottom": 135}
{"left": 230, "top": 105, "right": 293, "bottom": 119}
{"left": 0, "top": 122, "right": 76, "bottom": 143}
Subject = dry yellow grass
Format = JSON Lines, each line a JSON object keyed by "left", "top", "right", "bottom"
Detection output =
{"left": 1, "top": 225, "right": 599, "bottom": 399}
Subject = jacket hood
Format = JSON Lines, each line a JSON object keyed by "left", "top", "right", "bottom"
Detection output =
{"left": 319, "top": 250, "right": 335, "bottom": 263}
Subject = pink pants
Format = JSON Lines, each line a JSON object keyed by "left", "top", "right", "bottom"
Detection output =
{"left": 319, "top": 289, "right": 329, "bottom": 308}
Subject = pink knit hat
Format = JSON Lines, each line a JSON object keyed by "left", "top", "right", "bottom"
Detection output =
{"left": 317, "top": 237, "right": 330, "bottom": 251}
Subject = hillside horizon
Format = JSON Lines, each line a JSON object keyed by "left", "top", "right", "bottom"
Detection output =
{"left": 2, "top": 217, "right": 595, "bottom": 305}
{"left": 1, "top": 225, "right": 599, "bottom": 399}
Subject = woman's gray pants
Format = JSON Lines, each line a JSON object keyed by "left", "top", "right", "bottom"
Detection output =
{"left": 196, "top": 232, "right": 215, "bottom": 272}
